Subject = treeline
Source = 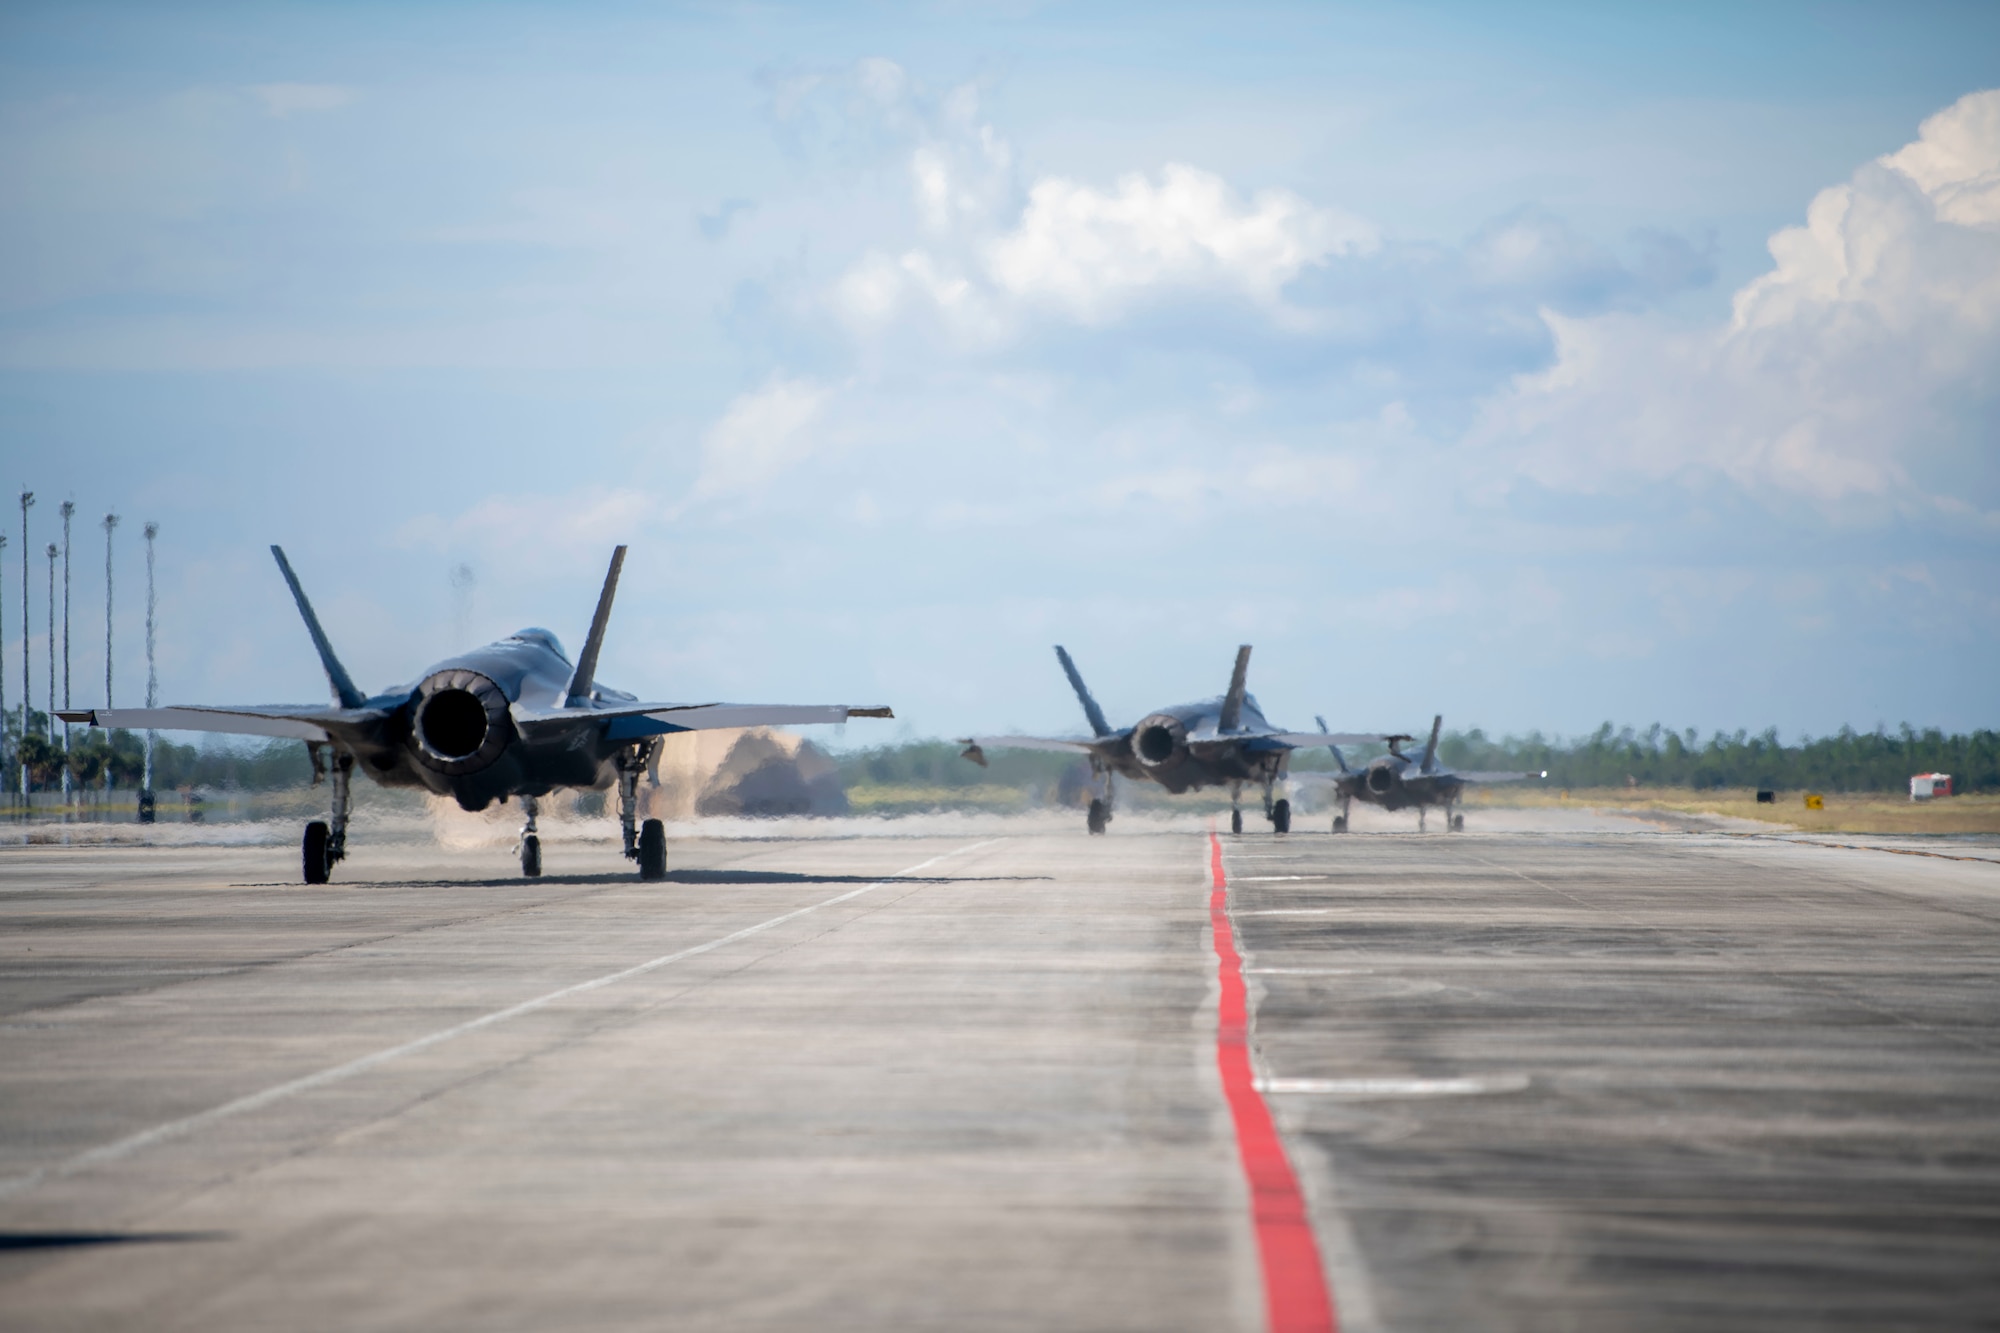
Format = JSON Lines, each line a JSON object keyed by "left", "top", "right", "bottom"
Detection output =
{"left": 5, "top": 712, "right": 312, "bottom": 791}
{"left": 9, "top": 713, "right": 1991, "bottom": 796}
{"left": 1435, "top": 723, "right": 1997, "bottom": 793}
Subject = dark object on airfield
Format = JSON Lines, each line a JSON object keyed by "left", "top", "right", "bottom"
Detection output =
{"left": 1757, "top": 790, "right": 1776, "bottom": 804}
{"left": 137, "top": 790, "right": 155, "bottom": 823}
{"left": 959, "top": 645, "right": 1368, "bottom": 836}
{"left": 63, "top": 546, "right": 891, "bottom": 884}
{"left": 1305, "top": 715, "right": 1543, "bottom": 834}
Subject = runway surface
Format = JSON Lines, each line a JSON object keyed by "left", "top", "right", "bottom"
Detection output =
{"left": 1, "top": 824, "right": 1996, "bottom": 1330}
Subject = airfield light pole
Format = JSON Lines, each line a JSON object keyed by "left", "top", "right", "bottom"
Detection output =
{"left": 102, "top": 513, "right": 117, "bottom": 793}
{"left": 143, "top": 522, "right": 157, "bottom": 794}
{"left": 0, "top": 531, "right": 8, "bottom": 797}
{"left": 19, "top": 491, "right": 32, "bottom": 793}
{"left": 59, "top": 501, "right": 73, "bottom": 802}
{"left": 46, "top": 545, "right": 56, "bottom": 745}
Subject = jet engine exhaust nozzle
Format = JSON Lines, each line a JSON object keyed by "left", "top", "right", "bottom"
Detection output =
{"left": 412, "top": 670, "right": 513, "bottom": 775}
{"left": 1133, "top": 714, "right": 1188, "bottom": 768}
{"left": 1366, "top": 764, "right": 1397, "bottom": 795}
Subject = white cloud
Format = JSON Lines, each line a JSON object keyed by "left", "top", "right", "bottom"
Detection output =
{"left": 985, "top": 164, "right": 1376, "bottom": 321}
{"left": 249, "top": 83, "right": 356, "bottom": 118}
{"left": 693, "top": 377, "right": 833, "bottom": 498}
{"left": 1477, "top": 88, "right": 2000, "bottom": 512}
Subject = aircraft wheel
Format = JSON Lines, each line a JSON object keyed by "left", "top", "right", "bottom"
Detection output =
{"left": 1086, "top": 799, "right": 1108, "bottom": 835}
{"left": 1272, "top": 799, "right": 1291, "bottom": 834}
{"left": 1450, "top": 814, "right": 1464, "bottom": 833}
{"left": 1332, "top": 815, "right": 1347, "bottom": 834}
{"left": 521, "top": 834, "right": 542, "bottom": 877}
{"left": 638, "top": 819, "right": 668, "bottom": 880}
{"left": 1230, "top": 809, "right": 1243, "bottom": 835}
{"left": 302, "top": 821, "right": 331, "bottom": 885}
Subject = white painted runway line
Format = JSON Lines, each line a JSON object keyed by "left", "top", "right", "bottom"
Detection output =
{"left": 1247, "top": 967, "right": 1375, "bottom": 976}
{"left": 1255, "top": 1075, "right": 1530, "bottom": 1098}
{"left": 0, "top": 840, "right": 995, "bottom": 1203}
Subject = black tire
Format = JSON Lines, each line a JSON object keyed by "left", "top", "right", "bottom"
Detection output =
{"left": 1450, "top": 813, "right": 1464, "bottom": 833}
{"left": 1230, "top": 809, "right": 1243, "bottom": 835}
{"left": 1332, "top": 815, "right": 1347, "bottom": 834}
{"left": 521, "top": 834, "right": 542, "bottom": 877}
{"left": 302, "top": 821, "right": 331, "bottom": 884}
{"left": 638, "top": 818, "right": 668, "bottom": 880}
{"left": 1272, "top": 799, "right": 1291, "bottom": 834}
{"left": 1086, "top": 799, "right": 1107, "bottom": 835}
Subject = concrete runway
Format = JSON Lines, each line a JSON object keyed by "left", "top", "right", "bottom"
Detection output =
{"left": 1, "top": 825, "right": 1996, "bottom": 1330}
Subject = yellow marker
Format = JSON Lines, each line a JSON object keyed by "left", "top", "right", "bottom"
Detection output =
{"left": 1804, "top": 793, "right": 1825, "bottom": 810}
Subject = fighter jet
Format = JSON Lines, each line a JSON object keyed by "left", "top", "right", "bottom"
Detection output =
{"left": 1312, "top": 714, "right": 1544, "bottom": 832}
{"left": 957, "top": 645, "right": 1373, "bottom": 835}
{"left": 60, "top": 546, "right": 891, "bottom": 883}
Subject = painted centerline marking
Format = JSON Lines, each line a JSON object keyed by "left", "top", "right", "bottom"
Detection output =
{"left": 0, "top": 841, "right": 995, "bottom": 1203}
{"left": 1209, "top": 832, "right": 1339, "bottom": 1333}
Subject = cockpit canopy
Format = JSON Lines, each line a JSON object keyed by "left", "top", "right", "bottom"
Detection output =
{"left": 506, "top": 627, "right": 570, "bottom": 663}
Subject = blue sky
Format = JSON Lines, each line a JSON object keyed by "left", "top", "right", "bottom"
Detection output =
{"left": 3, "top": 1, "right": 1996, "bottom": 745}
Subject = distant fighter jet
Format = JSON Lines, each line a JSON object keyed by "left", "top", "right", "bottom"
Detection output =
{"left": 958, "top": 645, "right": 1372, "bottom": 835}
{"left": 1310, "top": 714, "right": 1544, "bottom": 832}
{"left": 62, "top": 546, "right": 891, "bottom": 883}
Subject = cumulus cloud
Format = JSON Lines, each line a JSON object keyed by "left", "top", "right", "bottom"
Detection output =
{"left": 986, "top": 165, "right": 1375, "bottom": 321}
{"left": 693, "top": 377, "right": 833, "bottom": 499}
{"left": 1477, "top": 88, "right": 2000, "bottom": 512}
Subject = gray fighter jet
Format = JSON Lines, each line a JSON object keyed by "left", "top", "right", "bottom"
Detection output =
{"left": 1312, "top": 714, "right": 1543, "bottom": 832}
{"left": 61, "top": 546, "right": 891, "bottom": 883}
{"left": 958, "top": 645, "right": 1372, "bottom": 835}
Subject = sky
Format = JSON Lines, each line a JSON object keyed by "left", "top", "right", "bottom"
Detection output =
{"left": 2, "top": 0, "right": 1996, "bottom": 747}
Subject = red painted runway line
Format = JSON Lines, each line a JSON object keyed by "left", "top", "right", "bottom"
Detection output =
{"left": 1209, "top": 832, "right": 1338, "bottom": 1333}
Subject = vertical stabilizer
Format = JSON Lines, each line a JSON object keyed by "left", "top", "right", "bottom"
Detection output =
{"left": 1420, "top": 714, "right": 1442, "bottom": 773}
{"left": 1317, "top": 715, "right": 1351, "bottom": 773}
{"left": 564, "top": 545, "right": 627, "bottom": 708}
{"left": 270, "top": 547, "right": 364, "bottom": 709}
{"left": 1218, "top": 645, "right": 1252, "bottom": 732}
{"left": 1054, "top": 646, "right": 1113, "bottom": 737}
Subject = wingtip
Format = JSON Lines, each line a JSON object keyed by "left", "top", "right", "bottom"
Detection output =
{"left": 848, "top": 706, "right": 894, "bottom": 719}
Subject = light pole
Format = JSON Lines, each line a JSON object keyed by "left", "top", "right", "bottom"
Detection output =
{"left": 46, "top": 544, "right": 56, "bottom": 745}
{"left": 102, "top": 513, "right": 117, "bottom": 793}
{"left": 19, "top": 491, "right": 32, "bottom": 794}
{"left": 60, "top": 500, "right": 73, "bottom": 801}
{"left": 143, "top": 522, "right": 157, "bottom": 797}
{"left": 0, "top": 531, "right": 8, "bottom": 798}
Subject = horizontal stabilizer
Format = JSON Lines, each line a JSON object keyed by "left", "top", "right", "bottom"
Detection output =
{"left": 59, "top": 704, "right": 391, "bottom": 743}
{"left": 512, "top": 699, "right": 893, "bottom": 740}
{"left": 1458, "top": 770, "right": 1546, "bottom": 783}
{"left": 1265, "top": 731, "right": 1397, "bottom": 749}
{"left": 954, "top": 734, "right": 1102, "bottom": 759}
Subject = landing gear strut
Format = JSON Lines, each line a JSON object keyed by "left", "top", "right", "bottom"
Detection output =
{"left": 618, "top": 742, "right": 667, "bottom": 879}
{"left": 1449, "top": 809, "right": 1464, "bottom": 833}
{"left": 301, "top": 745, "right": 353, "bottom": 884}
{"left": 1229, "top": 782, "right": 1243, "bottom": 835}
{"left": 1261, "top": 774, "right": 1290, "bottom": 834}
{"left": 520, "top": 794, "right": 542, "bottom": 877}
{"left": 1332, "top": 796, "right": 1350, "bottom": 834}
{"left": 1085, "top": 762, "right": 1113, "bottom": 835}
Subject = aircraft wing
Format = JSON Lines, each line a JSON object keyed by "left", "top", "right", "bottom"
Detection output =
{"left": 956, "top": 735, "right": 1108, "bottom": 767}
{"left": 1457, "top": 769, "right": 1545, "bottom": 783}
{"left": 58, "top": 705, "right": 392, "bottom": 743}
{"left": 511, "top": 700, "right": 893, "bottom": 741}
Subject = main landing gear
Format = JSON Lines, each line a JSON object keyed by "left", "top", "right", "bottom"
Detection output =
{"left": 618, "top": 743, "right": 667, "bottom": 879}
{"left": 301, "top": 745, "right": 353, "bottom": 884}
{"left": 519, "top": 794, "right": 542, "bottom": 877}
{"left": 1332, "top": 796, "right": 1351, "bottom": 834}
{"left": 1227, "top": 780, "right": 1291, "bottom": 835}
{"left": 1085, "top": 761, "right": 1114, "bottom": 835}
